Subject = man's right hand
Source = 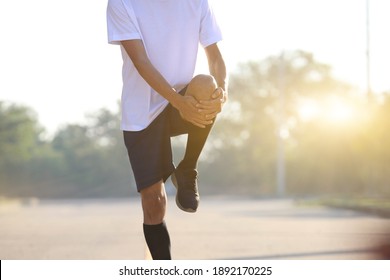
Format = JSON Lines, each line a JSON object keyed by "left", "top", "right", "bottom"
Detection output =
{"left": 172, "top": 94, "right": 213, "bottom": 128}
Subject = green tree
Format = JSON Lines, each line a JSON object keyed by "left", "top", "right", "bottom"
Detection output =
{"left": 48, "top": 107, "right": 135, "bottom": 198}
{"left": 3, "top": 50, "right": 389, "bottom": 199}
{"left": 0, "top": 102, "right": 39, "bottom": 162}
{"left": 200, "top": 50, "right": 361, "bottom": 196}
{"left": 0, "top": 102, "right": 42, "bottom": 186}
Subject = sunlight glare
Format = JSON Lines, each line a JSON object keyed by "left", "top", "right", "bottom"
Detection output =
{"left": 326, "top": 98, "right": 355, "bottom": 123}
{"left": 298, "top": 99, "right": 320, "bottom": 122}
{"left": 279, "top": 126, "right": 290, "bottom": 139}
{"left": 297, "top": 96, "right": 356, "bottom": 124}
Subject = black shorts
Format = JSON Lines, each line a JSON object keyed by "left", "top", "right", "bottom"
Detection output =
{"left": 123, "top": 102, "right": 191, "bottom": 192}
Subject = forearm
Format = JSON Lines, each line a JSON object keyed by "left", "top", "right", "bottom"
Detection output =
{"left": 121, "top": 40, "right": 181, "bottom": 107}
{"left": 197, "top": 43, "right": 227, "bottom": 117}
{"left": 206, "top": 44, "right": 228, "bottom": 93}
{"left": 209, "top": 56, "right": 227, "bottom": 93}
{"left": 133, "top": 57, "right": 181, "bottom": 106}
{"left": 121, "top": 39, "right": 211, "bottom": 128}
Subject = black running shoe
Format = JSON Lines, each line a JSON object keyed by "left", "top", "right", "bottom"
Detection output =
{"left": 171, "top": 167, "right": 199, "bottom": 213}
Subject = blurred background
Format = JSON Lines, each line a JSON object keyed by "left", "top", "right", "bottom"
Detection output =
{"left": 1, "top": 0, "right": 389, "bottom": 203}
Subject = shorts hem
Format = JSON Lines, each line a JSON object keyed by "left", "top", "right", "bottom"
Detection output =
{"left": 136, "top": 165, "right": 175, "bottom": 192}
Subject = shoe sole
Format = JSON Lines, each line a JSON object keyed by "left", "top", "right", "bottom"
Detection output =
{"left": 171, "top": 172, "right": 197, "bottom": 213}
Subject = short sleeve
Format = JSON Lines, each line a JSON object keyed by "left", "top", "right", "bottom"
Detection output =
{"left": 199, "top": 0, "right": 223, "bottom": 48}
{"left": 106, "top": 0, "right": 141, "bottom": 45}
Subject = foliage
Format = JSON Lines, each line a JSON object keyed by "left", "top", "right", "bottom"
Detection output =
{"left": 1, "top": 50, "right": 389, "bottom": 198}
{"left": 200, "top": 50, "right": 390, "bottom": 197}
{"left": 0, "top": 104, "right": 135, "bottom": 198}
{"left": 0, "top": 102, "right": 42, "bottom": 186}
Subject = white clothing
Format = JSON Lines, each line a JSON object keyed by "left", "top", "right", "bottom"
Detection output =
{"left": 107, "top": 0, "right": 222, "bottom": 131}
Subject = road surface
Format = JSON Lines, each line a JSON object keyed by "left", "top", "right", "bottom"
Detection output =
{"left": 0, "top": 196, "right": 389, "bottom": 260}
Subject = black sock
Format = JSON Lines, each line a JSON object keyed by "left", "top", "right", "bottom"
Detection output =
{"left": 180, "top": 122, "right": 214, "bottom": 169}
{"left": 143, "top": 221, "right": 171, "bottom": 260}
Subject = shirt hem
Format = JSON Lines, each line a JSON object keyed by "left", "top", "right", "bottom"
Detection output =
{"left": 121, "top": 102, "right": 170, "bottom": 132}
{"left": 108, "top": 33, "right": 142, "bottom": 45}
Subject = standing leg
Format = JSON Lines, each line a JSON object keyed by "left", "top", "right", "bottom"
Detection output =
{"left": 141, "top": 180, "right": 171, "bottom": 260}
{"left": 123, "top": 113, "right": 174, "bottom": 260}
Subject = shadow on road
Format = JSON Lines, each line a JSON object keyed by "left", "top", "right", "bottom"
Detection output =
{"left": 221, "top": 247, "right": 389, "bottom": 260}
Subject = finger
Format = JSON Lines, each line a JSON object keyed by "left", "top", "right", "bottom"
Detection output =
{"left": 183, "top": 95, "right": 200, "bottom": 108}
{"left": 190, "top": 116, "right": 214, "bottom": 127}
{"left": 190, "top": 119, "right": 212, "bottom": 128}
{"left": 197, "top": 104, "right": 222, "bottom": 115}
{"left": 204, "top": 114, "right": 215, "bottom": 121}
{"left": 211, "top": 87, "right": 223, "bottom": 99}
{"left": 198, "top": 103, "right": 221, "bottom": 114}
{"left": 197, "top": 98, "right": 222, "bottom": 108}
{"left": 198, "top": 108, "right": 220, "bottom": 116}
{"left": 190, "top": 121, "right": 206, "bottom": 128}
{"left": 184, "top": 108, "right": 217, "bottom": 124}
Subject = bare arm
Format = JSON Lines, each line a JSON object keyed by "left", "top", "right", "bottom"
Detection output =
{"left": 206, "top": 43, "right": 227, "bottom": 94}
{"left": 121, "top": 39, "right": 212, "bottom": 128}
{"left": 198, "top": 43, "right": 228, "bottom": 118}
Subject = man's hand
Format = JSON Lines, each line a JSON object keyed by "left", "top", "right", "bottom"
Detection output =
{"left": 173, "top": 94, "right": 214, "bottom": 128}
{"left": 196, "top": 87, "right": 227, "bottom": 121}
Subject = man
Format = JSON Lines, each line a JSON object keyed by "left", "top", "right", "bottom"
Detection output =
{"left": 106, "top": 0, "right": 227, "bottom": 260}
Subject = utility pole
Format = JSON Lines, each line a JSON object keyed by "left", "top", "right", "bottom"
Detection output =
{"left": 277, "top": 52, "right": 286, "bottom": 196}
{"left": 366, "top": 0, "right": 371, "bottom": 98}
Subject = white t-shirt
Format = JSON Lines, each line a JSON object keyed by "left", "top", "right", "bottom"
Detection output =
{"left": 107, "top": 0, "right": 222, "bottom": 131}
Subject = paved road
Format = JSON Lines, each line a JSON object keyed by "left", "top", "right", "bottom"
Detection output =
{"left": 0, "top": 196, "right": 389, "bottom": 260}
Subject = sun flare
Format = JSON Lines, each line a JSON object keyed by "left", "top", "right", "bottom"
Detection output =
{"left": 297, "top": 99, "right": 321, "bottom": 122}
{"left": 326, "top": 97, "right": 355, "bottom": 123}
{"left": 297, "top": 96, "right": 356, "bottom": 124}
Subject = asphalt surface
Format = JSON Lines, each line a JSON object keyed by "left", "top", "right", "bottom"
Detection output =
{"left": 1, "top": 196, "right": 389, "bottom": 260}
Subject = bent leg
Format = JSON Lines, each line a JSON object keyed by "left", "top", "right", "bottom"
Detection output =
{"left": 185, "top": 74, "right": 217, "bottom": 101}
{"left": 168, "top": 75, "right": 217, "bottom": 212}
{"left": 179, "top": 122, "right": 214, "bottom": 169}
{"left": 180, "top": 74, "right": 217, "bottom": 169}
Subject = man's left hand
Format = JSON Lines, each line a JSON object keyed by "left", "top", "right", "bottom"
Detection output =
{"left": 196, "top": 87, "right": 227, "bottom": 121}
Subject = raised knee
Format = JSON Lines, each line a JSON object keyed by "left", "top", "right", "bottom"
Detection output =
{"left": 186, "top": 74, "right": 217, "bottom": 101}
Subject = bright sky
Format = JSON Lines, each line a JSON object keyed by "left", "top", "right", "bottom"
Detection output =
{"left": 0, "top": 0, "right": 389, "bottom": 134}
